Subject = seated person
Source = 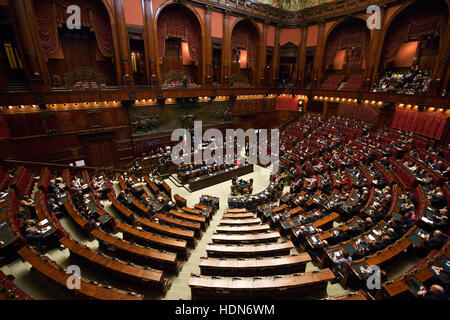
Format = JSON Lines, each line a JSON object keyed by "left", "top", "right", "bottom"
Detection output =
{"left": 117, "top": 190, "right": 129, "bottom": 205}
{"left": 379, "top": 234, "right": 392, "bottom": 247}
{"left": 322, "top": 177, "right": 332, "bottom": 194}
{"left": 48, "top": 179, "right": 59, "bottom": 198}
{"left": 352, "top": 246, "right": 369, "bottom": 260}
{"left": 386, "top": 227, "right": 401, "bottom": 241}
{"left": 430, "top": 190, "right": 447, "bottom": 210}
{"left": 443, "top": 167, "right": 450, "bottom": 179}
{"left": 332, "top": 251, "right": 352, "bottom": 274}
{"left": 432, "top": 161, "right": 445, "bottom": 172}
{"left": 346, "top": 222, "right": 363, "bottom": 238}
{"left": 366, "top": 239, "right": 383, "bottom": 255}
{"left": 417, "top": 284, "right": 447, "bottom": 300}
{"left": 401, "top": 211, "right": 414, "bottom": 231}
{"left": 18, "top": 205, "right": 31, "bottom": 221}
{"left": 20, "top": 195, "right": 36, "bottom": 218}
{"left": 309, "top": 239, "right": 328, "bottom": 260}
{"left": 422, "top": 230, "right": 447, "bottom": 253}
{"left": 330, "top": 229, "right": 346, "bottom": 244}
{"left": 22, "top": 219, "right": 45, "bottom": 246}
{"left": 47, "top": 198, "right": 63, "bottom": 218}
{"left": 433, "top": 208, "right": 449, "bottom": 233}
{"left": 362, "top": 217, "right": 373, "bottom": 231}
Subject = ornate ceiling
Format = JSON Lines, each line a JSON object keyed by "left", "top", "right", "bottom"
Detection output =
{"left": 258, "top": 0, "right": 334, "bottom": 11}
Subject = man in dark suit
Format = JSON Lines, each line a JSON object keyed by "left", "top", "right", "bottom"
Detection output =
{"left": 430, "top": 191, "right": 446, "bottom": 210}
{"left": 346, "top": 223, "right": 363, "bottom": 238}
{"left": 423, "top": 230, "right": 447, "bottom": 252}
{"left": 417, "top": 284, "right": 447, "bottom": 300}
{"left": 48, "top": 179, "right": 59, "bottom": 199}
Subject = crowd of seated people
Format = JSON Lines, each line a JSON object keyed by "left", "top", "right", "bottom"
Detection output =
{"left": 69, "top": 176, "right": 101, "bottom": 230}
{"left": 117, "top": 174, "right": 175, "bottom": 214}
{"left": 422, "top": 186, "right": 449, "bottom": 234}
{"left": 326, "top": 116, "right": 371, "bottom": 134}
{"left": 145, "top": 147, "right": 172, "bottom": 160}
{"left": 276, "top": 114, "right": 448, "bottom": 290}
{"left": 17, "top": 195, "right": 43, "bottom": 247}
{"left": 403, "top": 160, "right": 434, "bottom": 185}
{"left": 408, "top": 150, "right": 450, "bottom": 180}
{"left": 17, "top": 180, "right": 65, "bottom": 249}
{"left": 372, "top": 66, "right": 432, "bottom": 95}
{"left": 41, "top": 179, "right": 64, "bottom": 219}
{"left": 177, "top": 160, "right": 240, "bottom": 180}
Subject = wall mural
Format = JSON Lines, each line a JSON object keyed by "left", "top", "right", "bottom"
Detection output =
{"left": 128, "top": 101, "right": 233, "bottom": 136}
{"left": 260, "top": 0, "right": 333, "bottom": 11}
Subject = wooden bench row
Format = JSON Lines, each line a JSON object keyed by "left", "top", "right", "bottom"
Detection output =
{"left": 189, "top": 269, "right": 335, "bottom": 299}
{"left": 59, "top": 236, "right": 171, "bottom": 296}
{"left": 90, "top": 229, "right": 181, "bottom": 274}
{"left": 17, "top": 246, "right": 144, "bottom": 300}
{"left": 205, "top": 241, "right": 294, "bottom": 258}
{"left": 211, "top": 231, "right": 281, "bottom": 244}
{"left": 198, "top": 253, "right": 311, "bottom": 276}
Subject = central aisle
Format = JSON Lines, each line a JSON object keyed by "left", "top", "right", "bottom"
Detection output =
{"left": 163, "top": 165, "right": 273, "bottom": 300}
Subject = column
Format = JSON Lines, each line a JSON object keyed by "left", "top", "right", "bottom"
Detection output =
{"left": 429, "top": 18, "right": 450, "bottom": 95}
{"left": 222, "top": 10, "right": 231, "bottom": 86}
{"left": 113, "top": 0, "right": 133, "bottom": 86}
{"left": 271, "top": 25, "right": 281, "bottom": 85}
{"left": 205, "top": 5, "right": 213, "bottom": 85}
{"left": 294, "top": 24, "right": 307, "bottom": 87}
{"left": 322, "top": 101, "right": 328, "bottom": 117}
{"left": 143, "top": 0, "right": 160, "bottom": 85}
{"left": 8, "top": 0, "right": 51, "bottom": 90}
{"left": 312, "top": 20, "right": 325, "bottom": 88}
{"left": 367, "top": 5, "right": 386, "bottom": 89}
{"left": 259, "top": 20, "right": 268, "bottom": 86}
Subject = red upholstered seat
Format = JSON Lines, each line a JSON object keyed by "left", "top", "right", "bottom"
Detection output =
{"left": 443, "top": 186, "right": 450, "bottom": 208}
{"left": 320, "top": 75, "right": 345, "bottom": 90}
{"left": 341, "top": 75, "right": 364, "bottom": 91}
{"left": 389, "top": 159, "right": 416, "bottom": 190}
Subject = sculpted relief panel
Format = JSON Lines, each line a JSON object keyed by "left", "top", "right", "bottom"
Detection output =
{"left": 128, "top": 101, "right": 233, "bottom": 136}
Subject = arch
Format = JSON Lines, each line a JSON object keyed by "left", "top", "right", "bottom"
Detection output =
{"left": 31, "top": 0, "right": 119, "bottom": 85}
{"left": 155, "top": 1, "right": 205, "bottom": 33}
{"left": 322, "top": 16, "right": 369, "bottom": 54}
{"left": 155, "top": 2, "right": 205, "bottom": 84}
{"left": 230, "top": 17, "right": 262, "bottom": 42}
{"left": 230, "top": 18, "right": 262, "bottom": 85}
{"left": 321, "top": 17, "right": 370, "bottom": 79}
{"left": 383, "top": 0, "right": 450, "bottom": 35}
{"left": 377, "top": 0, "right": 449, "bottom": 75}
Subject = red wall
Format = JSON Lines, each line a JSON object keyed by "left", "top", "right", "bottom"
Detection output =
{"left": 124, "top": 0, "right": 144, "bottom": 26}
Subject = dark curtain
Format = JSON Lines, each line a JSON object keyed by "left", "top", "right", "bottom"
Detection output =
{"left": 276, "top": 97, "right": 298, "bottom": 111}
{"left": 33, "top": 0, "right": 113, "bottom": 58}
{"left": 157, "top": 7, "right": 201, "bottom": 63}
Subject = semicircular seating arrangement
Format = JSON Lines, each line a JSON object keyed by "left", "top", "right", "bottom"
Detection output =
{"left": 0, "top": 165, "right": 220, "bottom": 299}
{"left": 186, "top": 112, "right": 448, "bottom": 300}
{"left": 0, "top": 112, "right": 448, "bottom": 301}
